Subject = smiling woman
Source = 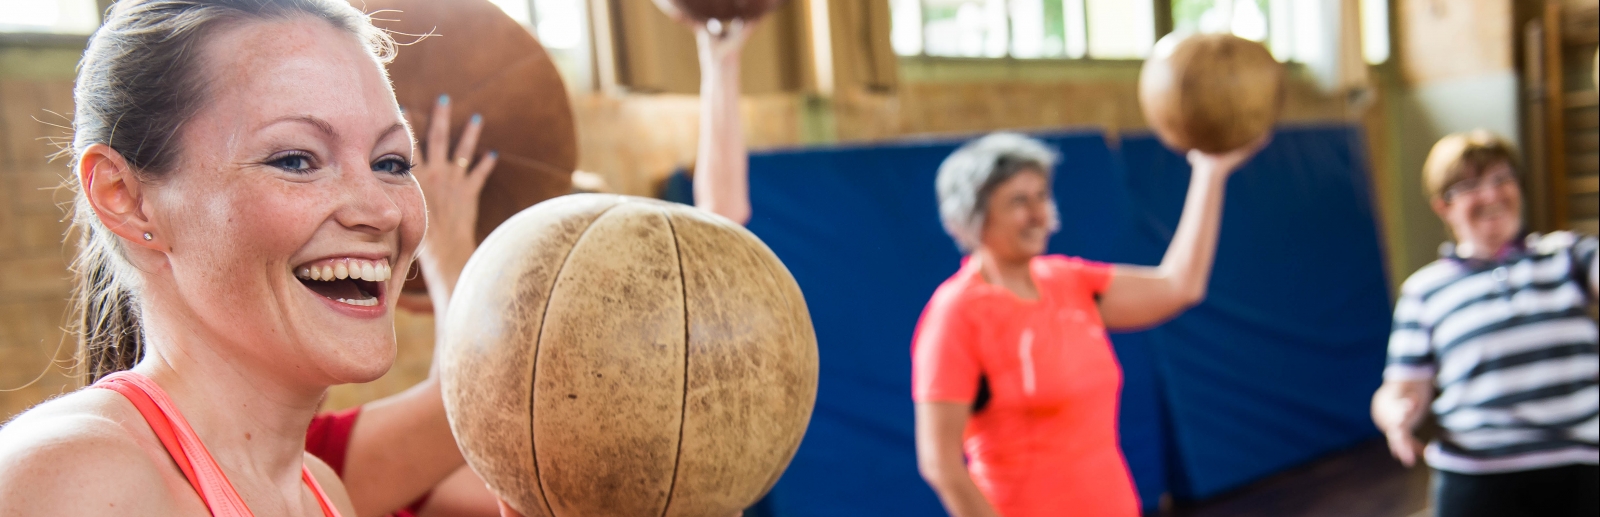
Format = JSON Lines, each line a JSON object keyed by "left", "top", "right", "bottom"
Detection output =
{"left": 0, "top": 1, "right": 426, "bottom": 516}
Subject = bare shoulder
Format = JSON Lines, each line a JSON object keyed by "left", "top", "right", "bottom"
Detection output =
{"left": 304, "top": 452, "right": 357, "bottom": 517}
{"left": 0, "top": 389, "right": 193, "bottom": 516}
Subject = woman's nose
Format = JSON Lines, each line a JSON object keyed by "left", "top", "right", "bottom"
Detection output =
{"left": 334, "top": 160, "right": 404, "bottom": 234}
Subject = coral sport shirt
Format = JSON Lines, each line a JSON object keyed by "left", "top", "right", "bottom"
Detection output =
{"left": 912, "top": 255, "right": 1139, "bottom": 517}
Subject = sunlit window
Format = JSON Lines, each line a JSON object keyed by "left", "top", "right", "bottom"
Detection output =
{"left": 0, "top": 0, "right": 99, "bottom": 34}
{"left": 488, "top": 0, "right": 593, "bottom": 90}
{"left": 892, "top": 0, "right": 1154, "bottom": 59}
{"left": 1085, "top": 0, "right": 1154, "bottom": 58}
{"left": 1360, "top": 0, "right": 1389, "bottom": 64}
{"left": 1172, "top": 0, "right": 1389, "bottom": 65}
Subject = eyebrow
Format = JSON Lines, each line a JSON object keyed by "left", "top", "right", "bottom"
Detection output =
{"left": 259, "top": 116, "right": 408, "bottom": 150}
{"left": 261, "top": 115, "right": 337, "bottom": 136}
{"left": 374, "top": 123, "right": 407, "bottom": 146}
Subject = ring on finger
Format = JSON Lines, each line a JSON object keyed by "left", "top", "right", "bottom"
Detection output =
{"left": 455, "top": 157, "right": 471, "bottom": 169}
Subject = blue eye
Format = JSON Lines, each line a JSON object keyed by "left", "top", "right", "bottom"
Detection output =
{"left": 373, "top": 156, "right": 413, "bottom": 176}
{"left": 268, "top": 152, "right": 314, "bottom": 173}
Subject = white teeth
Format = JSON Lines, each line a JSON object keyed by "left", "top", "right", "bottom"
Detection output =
{"left": 336, "top": 297, "right": 379, "bottom": 307}
{"left": 295, "top": 259, "right": 392, "bottom": 283}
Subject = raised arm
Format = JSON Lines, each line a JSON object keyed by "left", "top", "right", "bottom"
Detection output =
{"left": 691, "top": 20, "right": 755, "bottom": 225}
{"left": 915, "top": 402, "right": 1003, "bottom": 517}
{"left": 339, "top": 95, "right": 497, "bottom": 517}
{"left": 1097, "top": 139, "right": 1266, "bottom": 331}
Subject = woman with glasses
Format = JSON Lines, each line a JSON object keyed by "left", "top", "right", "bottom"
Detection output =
{"left": 1370, "top": 130, "right": 1598, "bottom": 517}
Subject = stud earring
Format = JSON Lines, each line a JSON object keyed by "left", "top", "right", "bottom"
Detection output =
{"left": 143, "top": 232, "right": 153, "bottom": 241}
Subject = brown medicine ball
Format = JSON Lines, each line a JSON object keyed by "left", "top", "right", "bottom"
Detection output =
{"left": 1138, "top": 32, "right": 1284, "bottom": 154}
{"left": 651, "top": 0, "right": 786, "bottom": 22}
{"left": 356, "top": 0, "right": 577, "bottom": 296}
{"left": 439, "top": 195, "right": 820, "bottom": 517}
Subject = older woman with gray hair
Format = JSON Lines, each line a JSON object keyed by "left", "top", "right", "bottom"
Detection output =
{"left": 912, "top": 132, "right": 1265, "bottom": 517}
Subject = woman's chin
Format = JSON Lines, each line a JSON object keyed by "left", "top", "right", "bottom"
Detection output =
{"left": 315, "top": 336, "right": 397, "bottom": 384}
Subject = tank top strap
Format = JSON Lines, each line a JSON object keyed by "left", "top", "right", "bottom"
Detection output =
{"left": 94, "top": 371, "right": 343, "bottom": 517}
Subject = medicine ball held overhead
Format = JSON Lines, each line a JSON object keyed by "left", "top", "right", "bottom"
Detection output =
{"left": 1138, "top": 32, "right": 1285, "bottom": 154}
{"left": 439, "top": 195, "right": 820, "bottom": 517}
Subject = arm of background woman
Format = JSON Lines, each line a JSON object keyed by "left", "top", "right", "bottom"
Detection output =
{"left": 691, "top": 21, "right": 755, "bottom": 225}
{"left": 339, "top": 95, "right": 498, "bottom": 517}
{"left": 1097, "top": 139, "right": 1266, "bottom": 331}
{"left": 915, "top": 402, "right": 1004, "bottom": 517}
{"left": 1370, "top": 379, "right": 1433, "bottom": 467}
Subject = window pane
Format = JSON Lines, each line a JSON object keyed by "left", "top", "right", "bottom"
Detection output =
{"left": 1360, "top": 0, "right": 1389, "bottom": 64}
{"left": 923, "top": 0, "right": 1009, "bottom": 57}
{"left": 1063, "top": 0, "right": 1087, "bottom": 58}
{"left": 1232, "top": 0, "right": 1268, "bottom": 41}
{"left": 1171, "top": 0, "right": 1215, "bottom": 34}
{"left": 1291, "top": 0, "right": 1325, "bottom": 65}
{"left": 1171, "top": 0, "right": 1268, "bottom": 41}
{"left": 1268, "top": 0, "right": 1294, "bottom": 61}
{"left": 533, "top": 0, "right": 582, "bottom": 49}
{"left": 1085, "top": 0, "right": 1153, "bottom": 58}
{"left": 530, "top": 0, "right": 592, "bottom": 91}
{"left": 0, "top": 0, "right": 98, "bottom": 34}
{"left": 891, "top": 0, "right": 924, "bottom": 56}
{"left": 1009, "top": 0, "right": 1065, "bottom": 58}
{"left": 487, "top": 0, "right": 533, "bottom": 25}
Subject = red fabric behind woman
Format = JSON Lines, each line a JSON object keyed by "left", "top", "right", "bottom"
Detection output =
{"left": 306, "top": 407, "right": 428, "bottom": 517}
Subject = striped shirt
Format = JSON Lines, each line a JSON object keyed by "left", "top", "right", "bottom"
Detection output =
{"left": 1385, "top": 232, "right": 1599, "bottom": 474}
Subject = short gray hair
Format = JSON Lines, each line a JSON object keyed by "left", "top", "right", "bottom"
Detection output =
{"left": 935, "top": 132, "right": 1061, "bottom": 251}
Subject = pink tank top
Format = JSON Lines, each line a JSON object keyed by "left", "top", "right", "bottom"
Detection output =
{"left": 95, "top": 371, "right": 342, "bottom": 517}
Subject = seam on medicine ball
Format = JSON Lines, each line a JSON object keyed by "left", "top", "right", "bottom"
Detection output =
{"left": 529, "top": 200, "right": 620, "bottom": 517}
{"left": 658, "top": 208, "right": 692, "bottom": 517}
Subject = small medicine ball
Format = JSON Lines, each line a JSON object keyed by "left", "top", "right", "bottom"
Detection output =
{"left": 439, "top": 194, "right": 819, "bottom": 517}
{"left": 1138, "top": 32, "right": 1284, "bottom": 154}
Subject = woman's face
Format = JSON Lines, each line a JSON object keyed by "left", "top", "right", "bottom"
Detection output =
{"left": 978, "top": 169, "right": 1054, "bottom": 260}
{"left": 1433, "top": 162, "right": 1522, "bottom": 255}
{"left": 143, "top": 17, "right": 423, "bottom": 384}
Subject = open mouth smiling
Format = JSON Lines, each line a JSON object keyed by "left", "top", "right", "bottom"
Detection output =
{"left": 294, "top": 257, "right": 392, "bottom": 307}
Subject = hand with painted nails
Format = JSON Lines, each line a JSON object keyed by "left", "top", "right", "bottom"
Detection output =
{"left": 410, "top": 93, "right": 498, "bottom": 312}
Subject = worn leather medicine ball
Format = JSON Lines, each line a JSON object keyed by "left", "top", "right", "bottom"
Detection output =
{"left": 650, "top": 0, "right": 785, "bottom": 22}
{"left": 1138, "top": 32, "right": 1284, "bottom": 153}
{"left": 439, "top": 194, "right": 819, "bottom": 517}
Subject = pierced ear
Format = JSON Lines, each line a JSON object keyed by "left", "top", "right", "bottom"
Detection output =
{"left": 79, "top": 144, "right": 159, "bottom": 249}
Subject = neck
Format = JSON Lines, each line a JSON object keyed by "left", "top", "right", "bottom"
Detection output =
{"left": 972, "top": 248, "right": 1036, "bottom": 298}
{"left": 1456, "top": 233, "right": 1516, "bottom": 260}
{"left": 131, "top": 298, "right": 324, "bottom": 493}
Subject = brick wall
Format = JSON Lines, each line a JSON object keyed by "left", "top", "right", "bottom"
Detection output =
{"left": 0, "top": 45, "right": 83, "bottom": 420}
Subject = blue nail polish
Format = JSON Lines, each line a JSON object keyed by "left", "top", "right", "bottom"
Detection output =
{"left": 438, "top": 94, "right": 449, "bottom": 105}
{"left": 471, "top": 113, "right": 482, "bottom": 124}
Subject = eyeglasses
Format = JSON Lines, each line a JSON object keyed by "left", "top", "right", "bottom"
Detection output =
{"left": 1442, "top": 170, "right": 1517, "bottom": 202}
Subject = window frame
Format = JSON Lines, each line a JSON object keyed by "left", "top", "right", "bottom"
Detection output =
{"left": 894, "top": 0, "right": 1172, "bottom": 63}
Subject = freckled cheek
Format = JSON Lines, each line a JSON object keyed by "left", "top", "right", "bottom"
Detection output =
{"left": 210, "top": 184, "right": 331, "bottom": 264}
{"left": 396, "top": 187, "right": 427, "bottom": 252}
